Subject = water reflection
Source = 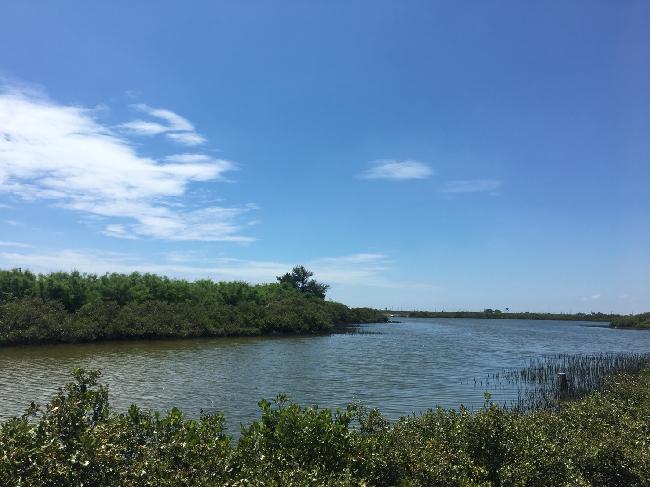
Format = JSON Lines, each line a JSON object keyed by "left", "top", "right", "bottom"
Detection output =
{"left": 1, "top": 318, "right": 648, "bottom": 429}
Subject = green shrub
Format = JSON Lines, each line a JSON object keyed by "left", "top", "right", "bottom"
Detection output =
{"left": 610, "top": 313, "right": 650, "bottom": 329}
{"left": 0, "top": 269, "right": 387, "bottom": 345}
{"left": 2, "top": 368, "right": 649, "bottom": 486}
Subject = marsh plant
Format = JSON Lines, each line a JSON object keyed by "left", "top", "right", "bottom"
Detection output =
{"left": 476, "top": 352, "right": 650, "bottom": 411}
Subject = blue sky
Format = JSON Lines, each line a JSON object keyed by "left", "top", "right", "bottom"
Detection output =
{"left": 0, "top": 1, "right": 648, "bottom": 313}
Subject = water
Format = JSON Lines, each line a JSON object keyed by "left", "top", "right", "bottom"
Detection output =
{"left": 1, "top": 318, "right": 648, "bottom": 431}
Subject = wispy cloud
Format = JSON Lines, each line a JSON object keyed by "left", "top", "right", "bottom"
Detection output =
{"left": 359, "top": 160, "right": 433, "bottom": 180}
{"left": 134, "top": 104, "right": 194, "bottom": 131}
{"left": 309, "top": 253, "right": 393, "bottom": 286}
{"left": 0, "top": 249, "right": 393, "bottom": 287}
{"left": 581, "top": 293, "right": 602, "bottom": 301}
{"left": 0, "top": 241, "right": 34, "bottom": 248}
{"left": 119, "top": 120, "right": 168, "bottom": 135}
{"left": 166, "top": 132, "right": 207, "bottom": 146}
{"left": 0, "top": 86, "right": 253, "bottom": 241}
{"left": 119, "top": 103, "right": 206, "bottom": 146}
{"left": 441, "top": 179, "right": 501, "bottom": 194}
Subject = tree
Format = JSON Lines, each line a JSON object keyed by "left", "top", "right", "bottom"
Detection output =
{"left": 276, "top": 266, "right": 329, "bottom": 299}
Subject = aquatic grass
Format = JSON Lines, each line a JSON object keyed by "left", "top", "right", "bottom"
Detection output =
{"left": 475, "top": 352, "right": 650, "bottom": 411}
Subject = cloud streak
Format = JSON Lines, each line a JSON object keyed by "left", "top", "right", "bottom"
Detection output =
{"left": 359, "top": 160, "right": 433, "bottom": 180}
{"left": 0, "top": 249, "right": 393, "bottom": 287}
{"left": 0, "top": 241, "right": 34, "bottom": 248}
{"left": 120, "top": 103, "right": 206, "bottom": 146}
{"left": 0, "top": 87, "right": 253, "bottom": 241}
{"left": 441, "top": 179, "right": 501, "bottom": 194}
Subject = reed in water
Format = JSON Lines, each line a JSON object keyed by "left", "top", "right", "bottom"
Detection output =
{"left": 477, "top": 352, "right": 650, "bottom": 411}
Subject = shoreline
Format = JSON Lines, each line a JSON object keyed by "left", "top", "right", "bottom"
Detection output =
{"left": 0, "top": 320, "right": 386, "bottom": 349}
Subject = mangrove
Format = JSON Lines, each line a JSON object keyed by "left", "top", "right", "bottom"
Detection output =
{"left": 0, "top": 267, "right": 387, "bottom": 346}
{"left": 1, "top": 365, "right": 649, "bottom": 486}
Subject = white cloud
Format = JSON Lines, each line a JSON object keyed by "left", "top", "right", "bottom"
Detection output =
{"left": 166, "top": 132, "right": 207, "bottom": 146}
{"left": 0, "top": 248, "right": 438, "bottom": 308}
{"left": 103, "top": 224, "right": 138, "bottom": 240}
{"left": 119, "top": 120, "right": 169, "bottom": 135}
{"left": 0, "top": 241, "right": 34, "bottom": 248}
{"left": 441, "top": 179, "right": 501, "bottom": 193}
{"left": 0, "top": 249, "right": 147, "bottom": 275}
{"left": 120, "top": 103, "right": 206, "bottom": 146}
{"left": 309, "top": 253, "right": 393, "bottom": 286}
{"left": 580, "top": 293, "right": 602, "bottom": 302}
{"left": 0, "top": 87, "right": 253, "bottom": 241}
{"left": 0, "top": 249, "right": 393, "bottom": 287}
{"left": 134, "top": 104, "right": 194, "bottom": 132}
{"left": 165, "top": 154, "right": 213, "bottom": 163}
{"left": 359, "top": 160, "right": 433, "bottom": 180}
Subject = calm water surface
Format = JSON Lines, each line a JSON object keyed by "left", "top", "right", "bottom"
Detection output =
{"left": 1, "top": 318, "right": 649, "bottom": 430}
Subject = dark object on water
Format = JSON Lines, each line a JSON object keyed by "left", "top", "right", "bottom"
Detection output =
{"left": 558, "top": 372, "right": 568, "bottom": 400}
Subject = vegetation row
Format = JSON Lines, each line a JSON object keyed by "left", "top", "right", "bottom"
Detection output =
{"left": 0, "top": 267, "right": 386, "bottom": 345}
{"left": 609, "top": 312, "right": 650, "bottom": 330}
{"left": 393, "top": 310, "right": 650, "bottom": 329}
{"left": 1, "top": 366, "right": 648, "bottom": 486}
{"left": 398, "top": 309, "right": 621, "bottom": 322}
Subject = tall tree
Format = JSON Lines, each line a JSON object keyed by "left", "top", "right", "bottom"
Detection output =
{"left": 276, "top": 266, "right": 329, "bottom": 299}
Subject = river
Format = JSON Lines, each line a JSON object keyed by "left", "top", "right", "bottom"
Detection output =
{"left": 1, "top": 318, "right": 648, "bottom": 430}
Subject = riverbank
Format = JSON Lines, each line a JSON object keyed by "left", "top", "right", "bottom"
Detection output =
{"left": 1, "top": 365, "right": 648, "bottom": 486}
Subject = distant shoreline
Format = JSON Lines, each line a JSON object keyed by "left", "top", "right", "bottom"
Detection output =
{"left": 387, "top": 310, "right": 616, "bottom": 322}
{"left": 388, "top": 310, "right": 650, "bottom": 329}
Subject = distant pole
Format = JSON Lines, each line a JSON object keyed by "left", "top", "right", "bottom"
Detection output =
{"left": 558, "top": 372, "right": 568, "bottom": 401}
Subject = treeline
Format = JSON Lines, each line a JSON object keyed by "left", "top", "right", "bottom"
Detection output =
{"left": 610, "top": 312, "right": 650, "bottom": 330}
{"left": 396, "top": 309, "right": 620, "bottom": 322}
{"left": 0, "top": 268, "right": 386, "bottom": 345}
{"left": 1, "top": 367, "right": 648, "bottom": 486}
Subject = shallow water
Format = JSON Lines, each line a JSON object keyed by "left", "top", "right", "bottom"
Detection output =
{"left": 1, "top": 318, "right": 648, "bottom": 430}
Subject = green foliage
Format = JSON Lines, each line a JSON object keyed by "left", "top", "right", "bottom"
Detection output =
{"left": 276, "top": 265, "right": 330, "bottom": 299}
{"left": 2, "top": 368, "right": 650, "bottom": 486}
{"left": 610, "top": 312, "right": 650, "bottom": 330}
{"left": 0, "top": 296, "right": 387, "bottom": 345}
{"left": 0, "top": 268, "right": 289, "bottom": 312}
{"left": 0, "top": 268, "right": 387, "bottom": 345}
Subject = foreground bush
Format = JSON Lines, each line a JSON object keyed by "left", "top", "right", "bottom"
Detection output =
{"left": 1, "top": 368, "right": 649, "bottom": 486}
